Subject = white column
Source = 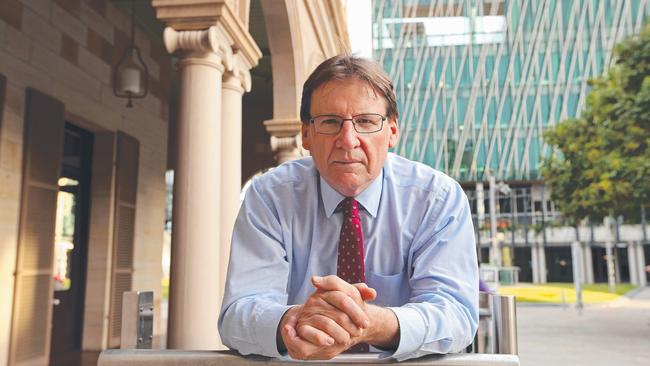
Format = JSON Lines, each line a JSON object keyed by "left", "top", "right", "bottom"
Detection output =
{"left": 531, "top": 243, "right": 539, "bottom": 284}
{"left": 578, "top": 243, "right": 588, "bottom": 285}
{"left": 538, "top": 244, "right": 547, "bottom": 284}
{"left": 637, "top": 242, "right": 648, "bottom": 287}
{"left": 219, "top": 64, "right": 251, "bottom": 289}
{"left": 584, "top": 244, "right": 595, "bottom": 284}
{"left": 164, "top": 26, "right": 232, "bottom": 350}
{"left": 631, "top": 241, "right": 647, "bottom": 287}
{"left": 628, "top": 241, "right": 639, "bottom": 286}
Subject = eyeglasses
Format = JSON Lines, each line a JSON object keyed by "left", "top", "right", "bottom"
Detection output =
{"left": 309, "top": 113, "right": 386, "bottom": 135}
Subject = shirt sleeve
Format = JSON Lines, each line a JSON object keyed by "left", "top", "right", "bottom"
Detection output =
{"left": 384, "top": 181, "right": 479, "bottom": 361}
{"left": 218, "top": 179, "right": 291, "bottom": 357}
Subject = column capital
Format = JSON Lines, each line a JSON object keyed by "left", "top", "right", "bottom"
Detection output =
{"left": 153, "top": 0, "right": 261, "bottom": 67}
{"left": 164, "top": 26, "right": 233, "bottom": 70}
{"left": 264, "top": 118, "right": 308, "bottom": 163}
{"left": 222, "top": 53, "right": 253, "bottom": 93}
{"left": 270, "top": 134, "right": 306, "bottom": 164}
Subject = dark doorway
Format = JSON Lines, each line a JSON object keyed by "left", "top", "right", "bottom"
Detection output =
{"left": 479, "top": 247, "right": 490, "bottom": 264}
{"left": 50, "top": 124, "right": 93, "bottom": 365}
{"left": 615, "top": 245, "right": 630, "bottom": 283}
{"left": 513, "top": 247, "right": 533, "bottom": 282}
{"left": 591, "top": 245, "right": 631, "bottom": 284}
{"left": 545, "top": 246, "right": 573, "bottom": 282}
{"left": 592, "top": 246, "right": 608, "bottom": 283}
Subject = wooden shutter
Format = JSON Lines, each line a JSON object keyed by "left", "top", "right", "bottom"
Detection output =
{"left": 9, "top": 89, "right": 65, "bottom": 365}
{"left": 108, "top": 131, "right": 139, "bottom": 348}
{"left": 0, "top": 73, "right": 6, "bottom": 143}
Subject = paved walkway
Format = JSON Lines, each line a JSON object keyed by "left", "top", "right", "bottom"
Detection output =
{"left": 516, "top": 286, "right": 650, "bottom": 366}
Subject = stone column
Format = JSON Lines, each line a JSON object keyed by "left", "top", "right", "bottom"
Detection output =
{"left": 531, "top": 235, "right": 547, "bottom": 284}
{"left": 636, "top": 242, "right": 648, "bottom": 287}
{"left": 164, "top": 26, "right": 232, "bottom": 350}
{"left": 628, "top": 241, "right": 639, "bottom": 286}
{"left": 153, "top": 0, "right": 261, "bottom": 350}
{"left": 578, "top": 243, "right": 588, "bottom": 285}
{"left": 537, "top": 244, "right": 547, "bottom": 284}
{"left": 531, "top": 242, "right": 539, "bottom": 284}
{"left": 629, "top": 241, "right": 647, "bottom": 287}
{"left": 583, "top": 244, "right": 595, "bottom": 284}
{"left": 220, "top": 60, "right": 251, "bottom": 286}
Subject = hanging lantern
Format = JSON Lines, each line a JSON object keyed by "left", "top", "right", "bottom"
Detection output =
{"left": 113, "top": 0, "right": 149, "bottom": 108}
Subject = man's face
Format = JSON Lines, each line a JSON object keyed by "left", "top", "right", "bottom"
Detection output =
{"left": 302, "top": 77, "right": 399, "bottom": 197}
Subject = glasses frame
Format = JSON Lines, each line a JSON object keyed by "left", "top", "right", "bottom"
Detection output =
{"left": 308, "top": 113, "right": 387, "bottom": 135}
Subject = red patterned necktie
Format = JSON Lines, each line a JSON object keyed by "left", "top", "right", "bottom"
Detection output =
{"left": 337, "top": 197, "right": 369, "bottom": 352}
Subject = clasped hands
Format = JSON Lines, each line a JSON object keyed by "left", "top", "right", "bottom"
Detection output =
{"left": 278, "top": 275, "right": 395, "bottom": 360}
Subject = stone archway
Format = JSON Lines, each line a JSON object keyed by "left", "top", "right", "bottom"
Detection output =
{"left": 260, "top": 0, "right": 306, "bottom": 163}
{"left": 260, "top": 0, "right": 350, "bottom": 163}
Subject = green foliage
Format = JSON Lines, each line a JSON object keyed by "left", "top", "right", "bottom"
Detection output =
{"left": 543, "top": 23, "right": 650, "bottom": 224}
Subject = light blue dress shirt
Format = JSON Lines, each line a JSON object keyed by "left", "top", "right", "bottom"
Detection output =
{"left": 218, "top": 153, "right": 479, "bottom": 361}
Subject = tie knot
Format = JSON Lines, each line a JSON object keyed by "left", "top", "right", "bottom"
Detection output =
{"left": 340, "top": 197, "right": 359, "bottom": 218}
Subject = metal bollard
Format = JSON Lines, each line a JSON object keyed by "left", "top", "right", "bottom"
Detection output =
{"left": 491, "top": 294, "right": 517, "bottom": 355}
{"left": 120, "top": 291, "right": 154, "bottom": 349}
{"left": 472, "top": 292, "right": 495, "bottom": 353}
{"left": 471, "top": 293, "right": 518, "bottom": 355}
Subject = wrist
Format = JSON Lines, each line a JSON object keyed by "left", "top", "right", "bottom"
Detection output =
{"left": 364, "top": 305, "right": 399, "bottom": 348}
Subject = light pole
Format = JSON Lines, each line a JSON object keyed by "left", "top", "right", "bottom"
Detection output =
{"left": 604, "top": 216, "right": 617, "bottom": 293}
{"left": 571, "top": 233, "right": 584, "bottom": 314}
{"left": 476, "top": 182, "right": 485, "bottom": 262}
{"left": 489, "top": 175, "right": 511, "bottom": 267}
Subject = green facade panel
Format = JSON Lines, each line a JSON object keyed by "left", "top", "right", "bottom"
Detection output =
{"left": 373, "top": 0, "right": 650, "bottom": 181}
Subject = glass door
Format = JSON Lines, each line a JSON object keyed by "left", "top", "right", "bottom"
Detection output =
{"left": 50, "top": 124, "right": 92, "bottom": 365}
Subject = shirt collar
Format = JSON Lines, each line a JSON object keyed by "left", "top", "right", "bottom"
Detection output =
{"left": 320, "top": 170, "right": 383, "bottom": 218}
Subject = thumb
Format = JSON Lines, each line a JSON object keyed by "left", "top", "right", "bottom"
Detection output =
{"left": 353, "top": 283, "right": 377, "bottom": 302}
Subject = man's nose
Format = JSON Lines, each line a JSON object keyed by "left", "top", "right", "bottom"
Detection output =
{"left": 336, "top": 120, "right": 360, "bottom": 149}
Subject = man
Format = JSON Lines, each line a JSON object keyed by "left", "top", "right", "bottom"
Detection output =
{"left": 218, "top": 55, "right": 478, "bottom": 361}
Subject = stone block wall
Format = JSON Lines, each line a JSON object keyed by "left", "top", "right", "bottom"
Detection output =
{"left": 0, "top": 0, "right": 172, "bottom": 359}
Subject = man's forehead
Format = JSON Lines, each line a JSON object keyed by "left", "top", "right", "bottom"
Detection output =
{"left": 311, "top": 79, "right": 386, "bottom": 116}
{"left": 314, "top": 78, "right": 380, "bottom": 100}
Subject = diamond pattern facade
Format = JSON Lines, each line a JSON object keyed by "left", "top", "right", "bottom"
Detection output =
{"left": 373, "top": 0, "right": 650, "bottom": 182}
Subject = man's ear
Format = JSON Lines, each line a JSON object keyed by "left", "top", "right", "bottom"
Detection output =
{"left": 388, "top": 118, "right": 399, "bottom": 148}
{"left": 301, "top": 123, "right": 311, "bottom": 150}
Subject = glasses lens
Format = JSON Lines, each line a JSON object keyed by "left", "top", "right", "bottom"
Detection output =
{"left": 311, "top": 114, "right": 385, "bottom": 134}
{"left": 353, "top": 114, "right": 383, "bottom": 133}
{"left": 314, "top": 116, "right": 342, "bottom": 134}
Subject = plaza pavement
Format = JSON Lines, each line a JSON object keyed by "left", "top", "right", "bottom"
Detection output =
{"left": 516, "top": 286, "right": 650, "bottom": 366}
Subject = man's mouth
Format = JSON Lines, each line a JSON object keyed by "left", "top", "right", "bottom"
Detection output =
{"left": 333, "top": 160, "right": 362, "bottom": 164}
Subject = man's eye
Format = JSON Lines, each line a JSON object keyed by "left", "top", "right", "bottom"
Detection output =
{"left": 355, "top": 118, "right": 375, "bottom": 125}
{"left": 321, "top": 119, "right": 340, "bottom": 125}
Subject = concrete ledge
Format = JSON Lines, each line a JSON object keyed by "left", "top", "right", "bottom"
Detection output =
{"left": 98, "top": 350, "right": 520, "bottom": 366}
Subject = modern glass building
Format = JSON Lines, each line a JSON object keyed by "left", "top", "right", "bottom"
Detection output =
{"left": 373, "top": 0, "right": 649, "bottom": 182}
{"left": 372, "top": 0, "right": 650, "bottom": 283}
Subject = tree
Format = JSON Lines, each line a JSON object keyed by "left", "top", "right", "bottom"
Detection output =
{"left": 543, "top": 23, "right": 650, "bottom": 225}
